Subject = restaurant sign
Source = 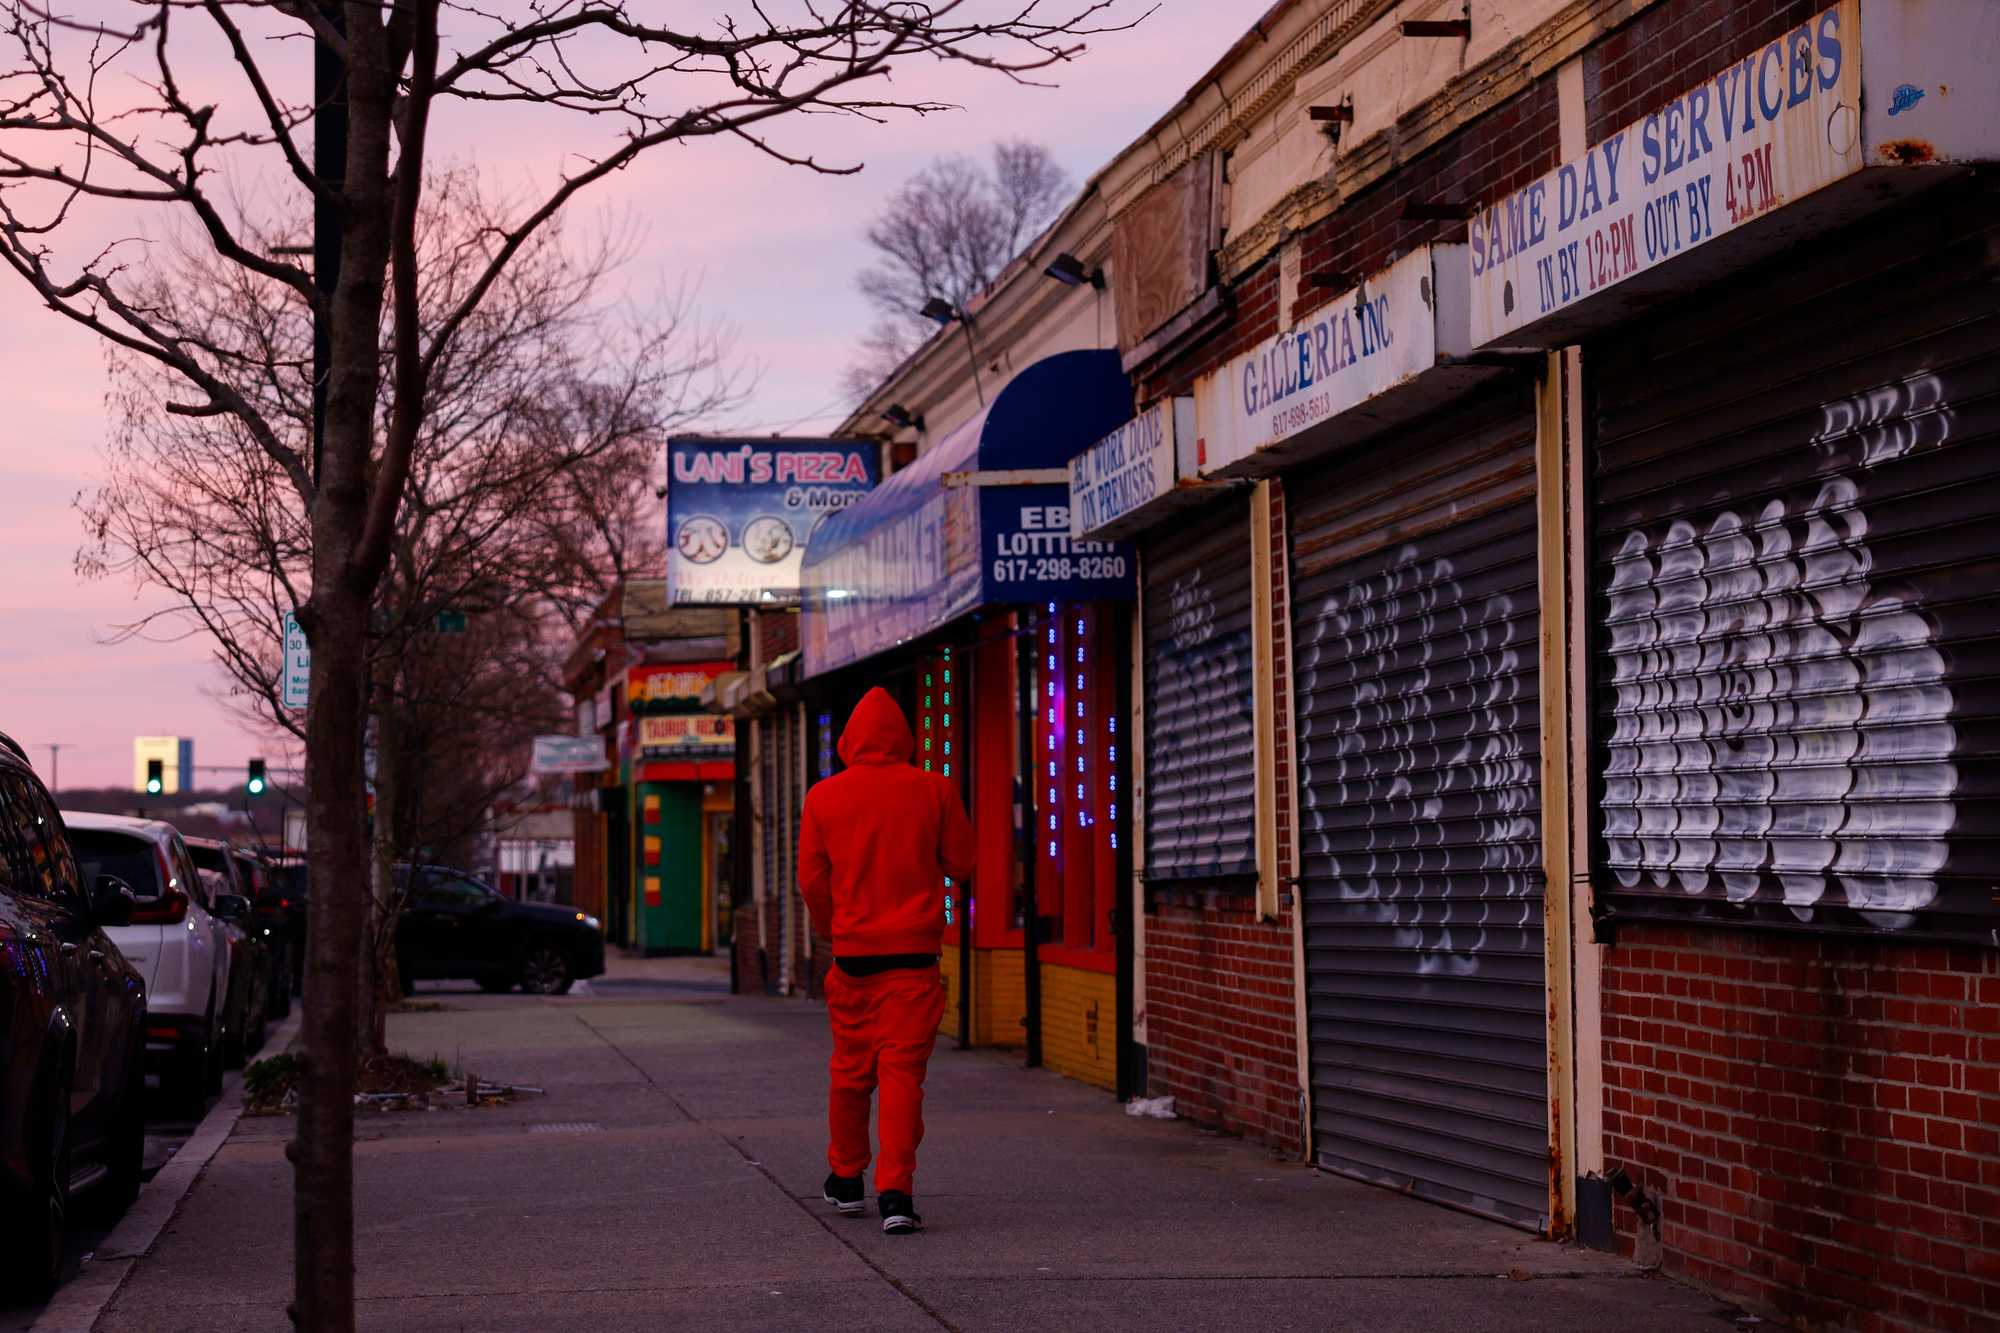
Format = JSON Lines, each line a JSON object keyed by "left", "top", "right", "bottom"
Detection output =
{"left": 638, "top": 714, "right": 735, "bottom": 760}
{"left": 628, "top": 662, "right": 734, "bottom": 708}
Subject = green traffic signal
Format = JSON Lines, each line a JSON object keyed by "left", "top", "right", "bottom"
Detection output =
{"left": 247, "top": 757, "right": 267, "bottom": 796}
{"left": 145, "top": 758, "right": 164, "bottom": 795}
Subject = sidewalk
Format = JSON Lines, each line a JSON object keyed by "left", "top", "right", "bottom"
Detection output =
{"left": 86, "top": 955, "right": 1731, "bottom": 1332}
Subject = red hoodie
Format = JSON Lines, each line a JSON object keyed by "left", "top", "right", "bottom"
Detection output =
{"left": 798, "top": 687, "right": 976, "bottom": 957}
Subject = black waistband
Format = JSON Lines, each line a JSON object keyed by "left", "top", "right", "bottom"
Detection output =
{"left": 834, "top": 953, "right": 939, "bottom": 977}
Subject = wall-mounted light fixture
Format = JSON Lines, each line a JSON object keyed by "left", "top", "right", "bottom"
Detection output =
{"left": 881, "top": 403, "right": 926, "bottom": 432}
{"left": 1043, "top": 253, "right": 1104, "bottom": 289}
{"left": 920, "top": 297, "right": 960, "bottom": 324}
{"left": 1307, "top": 98, "right": 1355, "bottom": 147}
{"left": 919, "top": 298, "right": 984, "bottom": 405}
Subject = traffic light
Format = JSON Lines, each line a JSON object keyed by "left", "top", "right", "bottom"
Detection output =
{"left": 247, "top": 758, "right": 267, "bottom": 797}
{"left": 145, "top": 758, "right": 164, "bottom": 795}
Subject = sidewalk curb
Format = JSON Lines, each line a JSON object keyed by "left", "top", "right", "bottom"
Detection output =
{"left": 29, "top": 1011, "right": 301, "bottom": 1333}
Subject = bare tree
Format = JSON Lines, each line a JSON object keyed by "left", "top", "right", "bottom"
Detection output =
{"left": 3, "top": 5, "right": 1136, "bottom": 1320}
{"left": 847, "top": 139, "right": 1071, "bottom": 395}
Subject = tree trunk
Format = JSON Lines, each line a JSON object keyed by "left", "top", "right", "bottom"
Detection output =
{"left": 295, "top": 12, "right": 399, "bottom": 1329}
{"left": 293, "top": 583, "right": 367, "bottom": 1332}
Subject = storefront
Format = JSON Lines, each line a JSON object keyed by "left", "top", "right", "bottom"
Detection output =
{"left": 1461, "top": 0, "right": 2000, "bottom": 1307}
{"left": 627, "top": 662, "right": 736, "bottom": 955}
{"left": 1179, "top": 242, "right": 1552, "bottom": 1226}
{"left": 801, "top": 349, "right": 1139, "bottom": 1088}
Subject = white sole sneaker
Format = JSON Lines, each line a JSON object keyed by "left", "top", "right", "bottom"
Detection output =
{"left": 881, "top": 1213, "right": 919, "bottom": 1234}
{"left": 822, "top": 1190, "right": 865, "bottom": 1216}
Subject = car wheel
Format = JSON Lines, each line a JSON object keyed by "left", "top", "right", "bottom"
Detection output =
{"left": 520, "top": 945, "right": 572, "bottom": 996}
{"left": 476, "top": 977, "right": 515, "bottom": 994}
{"left": 5, "top": 1075, "right": 69, "bottom": 1300}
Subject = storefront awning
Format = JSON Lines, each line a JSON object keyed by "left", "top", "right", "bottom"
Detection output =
{"left": 801, "top": 349, "right": 1138, "bottom": 678}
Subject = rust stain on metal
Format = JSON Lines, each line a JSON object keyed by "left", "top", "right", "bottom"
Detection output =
{"left": 1878, "top": 138, "right": 1936, "bottom": 165}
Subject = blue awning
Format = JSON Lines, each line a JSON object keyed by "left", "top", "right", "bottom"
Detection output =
{"left": 802, "top": 350, "right": 1138, "bottom": 678}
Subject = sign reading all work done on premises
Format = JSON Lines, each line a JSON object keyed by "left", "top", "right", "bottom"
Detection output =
{"left": 1469, "top": 3, "right": 1863, "bottom": 346}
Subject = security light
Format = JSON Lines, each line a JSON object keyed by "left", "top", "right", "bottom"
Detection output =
{"left": 920, "top": 297, "right": 959, "bottom": 324}
{"left": 881, "top": 404, "right": 926, "bottom": 432}
{"left": 1043, "top": 253, "right": 1104, "bottom": 289}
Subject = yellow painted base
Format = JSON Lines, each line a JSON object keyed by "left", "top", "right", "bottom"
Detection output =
{"left": 939, "top": 945, "right": 1026, "bottom": 1049}
{"left": 1039, "top": 963, "right": 1116, "bottom": 1091}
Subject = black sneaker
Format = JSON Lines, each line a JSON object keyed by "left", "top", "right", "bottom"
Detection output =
{"left": 822, "top": 1172, "right": 865, "bottom": 1216}
{"left": 879, "top": 1190, "right": 921, "bottom": 1234}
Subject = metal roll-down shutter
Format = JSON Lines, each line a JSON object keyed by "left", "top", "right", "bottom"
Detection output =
{"left": 1593, "top": 180, "right": 2000, "bottom": 943}
{"left": 1289, "top": 386, "right": 1548, "bottom": 1228}
{"left": 1141, "top": 498, "right": 1258, "bottom": 880}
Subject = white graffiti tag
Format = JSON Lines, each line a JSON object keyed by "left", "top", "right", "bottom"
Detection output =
{"left": 1602, "top": 371, "right": 1958, "bottom": 929}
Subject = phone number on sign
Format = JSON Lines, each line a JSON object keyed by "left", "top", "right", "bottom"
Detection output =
{"left": 992, "top": 555, "right": 1127, "bottom": 583}
{"left": 1270, "top": 392, "right": 1332, "bottom": 440}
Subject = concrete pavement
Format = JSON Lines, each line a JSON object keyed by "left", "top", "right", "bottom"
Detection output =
{"left": 87, "top": 955, "right": 1733, "bottom": 1331}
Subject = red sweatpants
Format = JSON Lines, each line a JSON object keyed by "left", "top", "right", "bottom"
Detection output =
{"left": 825, "top": 964, "right": 947, "bottom": 1194}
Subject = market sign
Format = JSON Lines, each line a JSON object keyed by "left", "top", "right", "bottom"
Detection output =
{"left": 531, "top": 735, "right": 608, "bottom": 774}
{"left": 666, "top": 437, "right": 880, "bottom": 606}
{"left": 1469, "top": 0, "right": 1999, "bottom": 349}
{"left": 1194, "top": 244, "right": 1490, "bottom": 478}
{"left": 628, "top": 661, "right": 734, "bottom": 708}
{"left": 802, "top": 350, "right": 1138, "bottom": 678}
{"left": 638, "top": 714, "right": 735, "bottom": 760}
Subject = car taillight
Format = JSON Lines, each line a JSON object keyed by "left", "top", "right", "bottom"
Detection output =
{"left": 131, "top": 885, "right": 190, "bottom": 925}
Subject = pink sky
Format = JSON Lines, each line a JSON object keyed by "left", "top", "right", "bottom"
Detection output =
{"left": 0, "top": 3, "right": 1255, "bottom": 792}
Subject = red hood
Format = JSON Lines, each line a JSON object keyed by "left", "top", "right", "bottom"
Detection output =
{"left": 837, "top": 687, "right": 913, "bottom": 767}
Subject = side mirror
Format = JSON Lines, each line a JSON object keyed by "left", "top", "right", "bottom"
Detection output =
{"left": 213, "top": 893, "right": 252, "bottom": 923}
{"left": 91, "top": 875, "right": 138, "bottom": 928}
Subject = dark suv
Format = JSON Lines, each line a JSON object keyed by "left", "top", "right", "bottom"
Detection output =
{"left": 0, "top": 735, "right": 147, "bottom": 1297}
{"left": 395, "top": 864, "right": 604, "bottom": 995}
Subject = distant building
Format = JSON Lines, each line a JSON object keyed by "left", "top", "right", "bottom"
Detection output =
{"left": 133, "top": 736, "right": 194, "bottom": 794}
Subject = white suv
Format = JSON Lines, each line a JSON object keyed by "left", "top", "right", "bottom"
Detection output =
{"left": 63, "top": 813, "right": 231, "bottom": 1112}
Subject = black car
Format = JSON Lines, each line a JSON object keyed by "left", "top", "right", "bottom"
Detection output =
{"left": 395, "top": 864, "right": 604, "bottom": 995}
{"left": 0, "top": 735, "right": 147, "bottom": 1298}
{"left": 263, "top": 857, "right": 309, "bottom": 999}
{"left": 228, "top": 848, "right": 291, "bottom": 1019}
{"left": 185, "top": 839, "right": 270, "bottom": 1067}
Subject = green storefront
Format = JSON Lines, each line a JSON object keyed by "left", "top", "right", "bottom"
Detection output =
{"left": 627, "top": 662, "right": 736, "bottom": 955}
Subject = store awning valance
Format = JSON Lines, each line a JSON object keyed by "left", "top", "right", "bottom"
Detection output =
{"left": 801, "top": 350, "right": 1138, "bottom": 678}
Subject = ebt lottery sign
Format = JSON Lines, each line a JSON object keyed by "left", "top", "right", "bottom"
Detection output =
{"left": 1469, "top": 3, "right": 1860, "bottom": 347}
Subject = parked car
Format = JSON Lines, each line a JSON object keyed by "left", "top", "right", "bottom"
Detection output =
{"left": 395, "top": 864, "right": 604, "bottom": 995}
{"left": 187, "top": 840, "right": 270, "bottom": 1066}
{"left": 63, "top": 811, "right": 232, "bottom": 1115}
{"left": 264, "top": 856, "right": 309, "bottom": 999}
{"left": 0, "top": 736, "right": 148, "bottom": 1298}
{"left": 229, "top": 847, "right": 292, "bottom": 1017}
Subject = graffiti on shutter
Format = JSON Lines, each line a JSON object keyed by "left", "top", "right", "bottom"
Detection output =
{"left": 1142, "top": 501, "right": 1257, "bottom": 880}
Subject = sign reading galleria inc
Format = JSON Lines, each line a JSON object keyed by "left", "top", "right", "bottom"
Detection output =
{"left": 1198, "top": 246, "right": 1468, "bottom": 478}
{"left": 1469, "top": 3, "right": 1860, "bottom": 346}
{"left": 1068, "top": 398, "right": 1201, "bottom": 541}
{"left": 667, "top": 437, "right": 879, "bottom": 606}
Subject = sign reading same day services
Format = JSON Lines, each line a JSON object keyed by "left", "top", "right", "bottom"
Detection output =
{"left": 1468, "top": 3, "right": 1860, "bottom": 346}
{"left": 667, "top": 438, "right": 879, "bottom": 605}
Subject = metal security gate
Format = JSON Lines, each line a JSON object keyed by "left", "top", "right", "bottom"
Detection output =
{"left": 1592, "top": 180, "right": 2000, "bottom": 943}
{"left": 1290, "top": 387, "right": 1548, "bottom": 1228}
{"left": 1141, "top": 499, "right": 1258, "bottom": 880}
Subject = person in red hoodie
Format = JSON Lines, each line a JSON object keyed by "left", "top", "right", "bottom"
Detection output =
{"left": 799, "top": 686, "right": 975, "bottom": 1234}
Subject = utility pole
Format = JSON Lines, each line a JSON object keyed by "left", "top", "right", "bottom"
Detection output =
{"left": 38, "top": 742, "right": 74, "bottom": 796}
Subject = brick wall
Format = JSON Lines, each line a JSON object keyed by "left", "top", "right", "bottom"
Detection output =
{"left": 1294, "top": 73, "right": 1558, "bottom": 328}
{"left": 1584, "top": 0, "right": 1824, "bottom": 145}
{"left": 754, "top": 609, "right": 799, "bottom": 666}
{"left": 732, "top": 895, "right": 781, "bottom": 995}
{"left": 1601, "top": 925, "right": 2000, "bottom": 1331}
{"left": 1144, "top": 889, "right": 1301, "bottom": 1150}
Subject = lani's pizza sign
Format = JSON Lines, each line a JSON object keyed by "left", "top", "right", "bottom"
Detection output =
{"left": 666, "top": 438, "right": 879, "bottom": 606}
